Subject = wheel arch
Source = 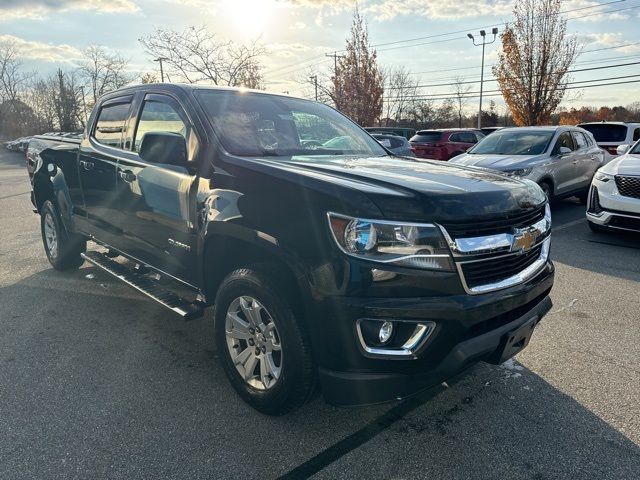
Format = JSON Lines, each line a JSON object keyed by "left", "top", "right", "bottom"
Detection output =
{"left": 202, "top": 233, "right": 310, "bottom": 318}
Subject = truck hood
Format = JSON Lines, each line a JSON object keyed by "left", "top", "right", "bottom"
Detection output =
{"left": 257, "top": 155, "right": 546, "bottom": 223}
{"left": 450, "top": 153, "right": 546, "bottom": 170}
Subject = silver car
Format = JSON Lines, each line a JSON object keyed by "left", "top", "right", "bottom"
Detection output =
{"left": 450, "top": 126, "right": 604, "bottom": 201}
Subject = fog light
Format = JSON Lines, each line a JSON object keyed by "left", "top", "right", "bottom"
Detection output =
{"left": 379, "top": 321, "right": 393, "bottom": 344}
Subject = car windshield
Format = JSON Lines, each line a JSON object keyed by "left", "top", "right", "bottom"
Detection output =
{"left": 195, "top": 90, "right": 386, "bottom": 158}
{"left": 469, "top": 130, "right": 554, "bottom": 155}
{"left": 578, "top": 124, "right": 627, "bottom": 143}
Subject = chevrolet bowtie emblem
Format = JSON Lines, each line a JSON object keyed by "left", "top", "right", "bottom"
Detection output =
{"left": 511, "top": 228, "right": 537, "bottom": 253}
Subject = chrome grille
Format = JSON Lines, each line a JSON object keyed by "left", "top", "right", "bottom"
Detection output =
{"left": 442, "top": 206, "right": 545, "bottom": 238}
{"left": 615, "top": 175, "right": 640, "bottom": 199}
{"left": 460, "top": 245, "right": 543, "bottom": 290}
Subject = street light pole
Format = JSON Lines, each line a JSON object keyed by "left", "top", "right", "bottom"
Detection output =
{"left": 467, "top": 28, "right": 498, "bottom": 129}
{"left": 154, "top": 57, "right": 168, "bottom": 82}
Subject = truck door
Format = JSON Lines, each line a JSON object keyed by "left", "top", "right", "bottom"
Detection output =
{"left": 550, "top": 131, "right": 579, "bottom": 195}
{"left": 116, "top": 93, "right": 200, "bottom": 283}
{"left": 78, "top": 95, "right": 133, "bottom": 249}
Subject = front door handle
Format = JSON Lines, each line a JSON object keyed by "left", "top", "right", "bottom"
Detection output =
{"left": 79, "top": 160, "right": 95, "bottom": 170}
{"left": 119, "top": 170, "right": 136, "bottom": 183}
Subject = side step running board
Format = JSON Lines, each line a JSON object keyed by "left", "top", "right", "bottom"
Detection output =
{"left": 81, "top": 251, "right": 204, "bottom": 320}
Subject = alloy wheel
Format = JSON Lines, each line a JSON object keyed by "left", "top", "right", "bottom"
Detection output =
{"left": 225, "top": 296, "right": 282, "bottom": 390}
{"left": 44, "top": 212, "right": 58, "bottom": 259}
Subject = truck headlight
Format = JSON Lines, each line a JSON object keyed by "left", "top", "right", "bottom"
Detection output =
{"left": 327, "top": 213, "right": 454, "bottom": 270}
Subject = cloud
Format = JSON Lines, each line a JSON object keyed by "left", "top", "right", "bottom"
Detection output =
{"left": 365, "top": 0, "right": 512, "bottom": 21}
{"left": 0, "top": 0, "right": 140, "bottom": 20}
{"left": 0, "top": 34, "right": 83, "bottom": 63}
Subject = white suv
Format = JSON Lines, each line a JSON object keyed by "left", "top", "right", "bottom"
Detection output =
{"left": 587, "top": 142, "right": 640, "bottom": 233}
{"left": 578, "top": 122, "right": 640, "bottom": 163}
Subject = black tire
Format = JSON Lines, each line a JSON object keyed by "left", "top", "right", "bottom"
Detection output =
{"left": 588, "top": 220, "right": 608, "bottom": 233}
{"left": 577, "top": 191, "right": 589, "bottom": 205}
{"left": 538, "top": 181, "right": 553, "bottom": 201}
{"left": 213, "top": 266, "right": 316, "bottom": 415}
{"left": 40, "top": 200, "right": 86, "bottom": 270}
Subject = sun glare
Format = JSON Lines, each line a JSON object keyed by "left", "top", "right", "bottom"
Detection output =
{"left": 221, "top": 0, "right": 275, "bottom": 34}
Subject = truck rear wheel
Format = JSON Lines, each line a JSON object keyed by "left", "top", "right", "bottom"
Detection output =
{"left": 213, "top": 267, "right": 315, "bottom": 415}
{"left": 40, "top": 200, "right": 86, "bottom": 270}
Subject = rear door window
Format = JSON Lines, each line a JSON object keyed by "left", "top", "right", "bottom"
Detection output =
{"left": 572, "top": 131, "right": 587, "bottom": 150}
{"left": 93, "top": 101, "right": 131, "bottom": 149}
{"left": 633, "top": 128, "right": 640, "bottom": 142}
{"left": 410, "top": 132, "right": 442, "bottom": 143}
{"left": 449, "top": 133, "right": 462, "bottom": 142}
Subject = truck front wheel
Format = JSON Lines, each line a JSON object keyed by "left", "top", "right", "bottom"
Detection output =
{"left": 213, "top": 267, "right": 316, "bottom": 415}
{"left": 40, "top": 200, "right": 86, "bottom": 270}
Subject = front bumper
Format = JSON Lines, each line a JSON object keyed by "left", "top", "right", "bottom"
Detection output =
{"left": 587, "top": 178, "right": 640, "bottom": 231}
{"left": 312, "top": 262, "right": 554, "bottom": 406}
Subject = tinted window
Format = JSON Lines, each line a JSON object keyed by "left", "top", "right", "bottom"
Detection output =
{"left": 133, "top": 100, "right": 188, "bottom": 153}
{"left": 458, "top": 132, "right": 477, "bottom": 143}
{"left": 196, "top": 90, "right": 385, "bottom": 157}
{"left": 389, "top": 137, "right": 404, "bottom": 149}
{"left": 410, "top": 131, "right": 442, "bottom": 143}
{"left": 469, "top": 130, "right": 554, "bottom": 155}
{"left": 578, "top": 124, "right": 627, "bottom": 142}
{"left": 553, "top": 132, "right": 576, "bottom": 153}
{"left": 572, "top": 131, "right": 587, "bottom": 149}
{"left": 93, "top": 102, "right": 131, "bottom": 148}
{"left": 634, "top": 128, "right": 640, "bottom": 142}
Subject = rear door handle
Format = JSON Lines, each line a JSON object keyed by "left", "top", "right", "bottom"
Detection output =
{"left": 79, "top": 160, "right": 94, "bottom": 170}
{"left": 119, "top": 170, "right": 136, "bottom": 183}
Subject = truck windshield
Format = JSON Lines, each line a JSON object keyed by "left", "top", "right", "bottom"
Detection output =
{"left": 195, "top": 90, "right": 387, "bottom": 158}
{"left": 469, "top": 130, "right": 553, "bottom": 155}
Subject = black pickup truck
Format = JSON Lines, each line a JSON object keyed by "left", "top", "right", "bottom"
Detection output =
{"left": 27, "top": 84, "right": 554, "bottom": 415}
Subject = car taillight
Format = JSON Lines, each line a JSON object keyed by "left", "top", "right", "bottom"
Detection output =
{"left": 606, "top": 146, "right": 619, "bottom": 155}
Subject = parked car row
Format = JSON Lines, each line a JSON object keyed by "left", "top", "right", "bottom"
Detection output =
{"left": 4, "top": 136, "right": 32, "bottom": 152}
{"left": 367, "top": 123, "right": 639, "bottom": 234}
{"left": 5, "top": 132, "right": 82, "bottom": 153}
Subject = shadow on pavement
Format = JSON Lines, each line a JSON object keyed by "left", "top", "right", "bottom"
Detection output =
{"left": 0, "top": 268, "right": 638, "bottom": 479}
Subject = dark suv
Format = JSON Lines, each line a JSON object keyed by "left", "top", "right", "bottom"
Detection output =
{"left": 28, "top": 84, "right": 553, "bottom": 415}
{"left": 410, "top": 129, "right": 485, "bottom": 160}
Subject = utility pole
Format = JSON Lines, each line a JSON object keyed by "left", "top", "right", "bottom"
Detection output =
{"left": 325, "top": 51, "right": 345, "bottom": 105}
{"left": 154, "top": 57, "right": 168, "bottom": 82}
{"left": 310, "top": 75, "right": 318, "bottom": 101}
{"left": 467, "top": 28, "right": 498, "bottom": 129}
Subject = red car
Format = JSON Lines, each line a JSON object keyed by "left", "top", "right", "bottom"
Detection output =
{"left": 410, "top": 129, "right": 485, "bottom": 160}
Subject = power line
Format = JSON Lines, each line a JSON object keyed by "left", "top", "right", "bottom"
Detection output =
{"left": 386, "top": 60, "right": 640, "bottom": 90}
{"left": 396, "top": 75, "right": 640, "bottom": 101}
{"left": 367, "top": 0, "right": 627, "bottom": 50}
{"left": 264, "top": 0, "right": 634, "bottom": 81}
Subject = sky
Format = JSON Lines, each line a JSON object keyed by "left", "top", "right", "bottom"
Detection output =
{"left": 3, "top": 0, "right": 640, "bottom": 113}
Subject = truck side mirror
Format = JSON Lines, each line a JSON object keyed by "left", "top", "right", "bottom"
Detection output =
{"left": 139, "top": 132, "right": 188, "bottom": 167}
{"left": 616, "top": 144, "right": 630, "bottom": 155}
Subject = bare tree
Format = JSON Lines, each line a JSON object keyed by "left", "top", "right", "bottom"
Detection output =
{"left": 383, "top": 67, "right": 419, "bottom": 126}
{"left": 451, "top": 77, "right": 471, "bottom": 128}
{"left": 78, "top": 45, "right": 133, "bottom": 106}
{"left": 331, "top": 8, "right": 384, "bottom": 126}
{"left": 492, "top": 0, "right": 579, "bottom": 126}
{"left": 139, "top": 26, "right": 266, "bottom": 89}
{"left": 0, "top": 39, "right": 33, "bottom": 103}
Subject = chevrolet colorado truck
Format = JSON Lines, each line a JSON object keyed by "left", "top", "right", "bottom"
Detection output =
{"left": 27, "top": 84, "right": 554, "bottom": 415}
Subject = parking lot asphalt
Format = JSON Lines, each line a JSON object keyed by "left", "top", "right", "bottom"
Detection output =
{"left": 0, "top": 149, "right": 638, "bottom": 480}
